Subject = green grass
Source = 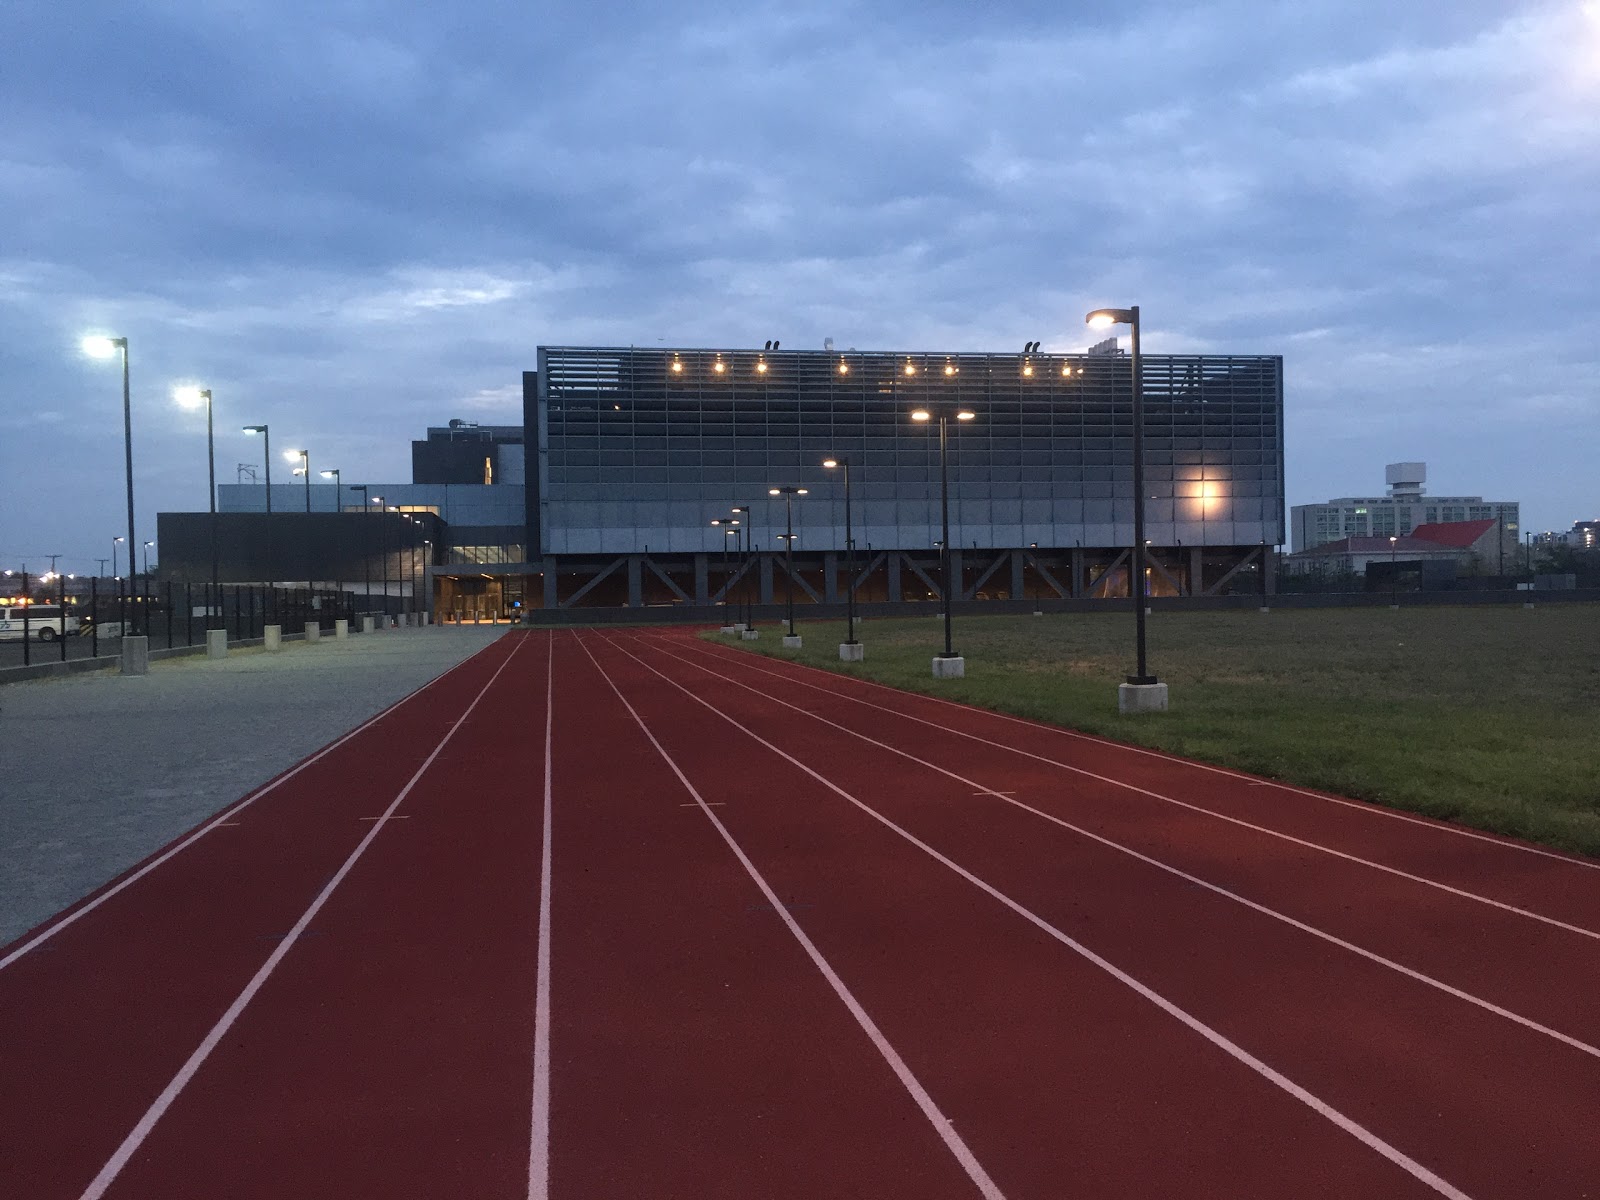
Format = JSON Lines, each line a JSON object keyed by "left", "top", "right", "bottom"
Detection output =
{"left": 704, "top": 606, "right": 1600, "bottom": 858}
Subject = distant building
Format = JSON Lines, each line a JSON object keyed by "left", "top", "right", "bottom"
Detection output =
{"left": 1290, "top": 462, "right": 1518, "bottom": 560}
{"left": 1569, "top": 520, "right": 1599, "bottom": 550}
{"left": 1282, "top": 518, "right": 1512, "bottom": 578}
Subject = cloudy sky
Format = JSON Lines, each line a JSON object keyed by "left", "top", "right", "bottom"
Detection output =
{"left": 2, "top": 0, "right": 1596, "bottom": 572}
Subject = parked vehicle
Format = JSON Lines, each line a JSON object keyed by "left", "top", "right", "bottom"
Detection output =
{"left": 0, "top": 605, "right": 82, "bottom": 641}
{"left": 78, "top": 618, "right": 125, "bottom": 640}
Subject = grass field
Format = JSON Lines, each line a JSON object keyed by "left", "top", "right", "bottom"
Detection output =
{"left": 706, "top": 604, "right": 1600, "bottom": 858}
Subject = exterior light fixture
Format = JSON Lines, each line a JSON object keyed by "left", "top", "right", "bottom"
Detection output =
{"left": 671, "top": 357, "right": 684, "bottom": 373}
{"left": 904, "top": 361, "right": 917, "bottom": 376}
{"left": 714, "top": 358, "right": 726, "bottom": 374}
{"left": 756, "top": 359, "right": 768, "bottom": 374}
{"left": 838, "top": 360, "right": 849, "bottom": 375}
{"left": 910, "top": 409, "right": 931, "bottom": 422}
{"left": 943, "top": 363, "right": 957, "bottom": 376}
{"left": 1022, "top": 363, "right": 1034, "bottom": 377}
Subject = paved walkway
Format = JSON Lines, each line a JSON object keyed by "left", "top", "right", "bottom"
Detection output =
{"left": 0, "top": 627, "right": 504, "bottom": 944}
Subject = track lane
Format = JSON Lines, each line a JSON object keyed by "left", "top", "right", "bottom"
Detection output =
{"left": 83, "top": 632, "right": 544, "bottom": 1199}
{"left": 613, "top": 630, "right": 1600, "bottom": 1199}
{"left": 677, "top": 630, "right": 1600, "bottom": 931}
{"left": 582, "top": 632, "right": 1455, "bottom": 1199}
{"left": 0, "top": 634, "right": 518, "bottom": 1200}
{"left": 640, "top": 631, "right": 1600, "bottom": 1051}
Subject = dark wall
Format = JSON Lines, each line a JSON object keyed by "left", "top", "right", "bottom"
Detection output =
{"left": 157, "top": 512, "right": 442, "bottom": 584}
{"left": 412, "top": 439, "right": 498, "bottom": 485}
{"left": 523, "top": 369, "right": 541, "bottom": 559}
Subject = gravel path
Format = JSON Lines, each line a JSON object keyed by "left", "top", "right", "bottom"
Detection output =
{"left": 0, "top": 627, "right": 506, "bottom": 945}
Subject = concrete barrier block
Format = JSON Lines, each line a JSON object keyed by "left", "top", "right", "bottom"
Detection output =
{"left": 932, "top": 655, "right": 965, "bottom": 679}
{"left": 334, "top": 619, "right": 348, "bottom": 639}
{"left": 839, "top": 642, "right": 864, "bottom": 662}
{"left": 1118, "top": 681, "right": 1169, "bottom": 714}
{"left": 361, "top": 616, "right": 375, "bottom": 634}
{"left": 305, "top": 624, "right": 322, "bottom": 643}
{"left": 263, "top": 624, "right": 282, "bottom": 651}
{"left": 740, "top": 629, "right": 760, "bottom": 641}
{"left": 782, "top": 635, "right": 803, "bottom": 650}
{"left": 205, "top": 628, "right": 228, "bottom": 660}
{"left": 119, "top": 635, "right": 149, "bottom": 676}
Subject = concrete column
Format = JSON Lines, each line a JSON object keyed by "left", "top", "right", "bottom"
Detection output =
{"left": 1070, "top": 548, "right": 1085, "bottom": 598}
{"left": 305, "top": 623, "right": 322, "bottom": 643}
{"left": 119, "top": 635, "right": 149, "bottom": 676}
{"left": 419, "top": 612, "right": 430, "bottom": 626}
{"left": 887, "top": 553, "right": 902, "bottom": 602}
{"left": 334, "top": 619, "right": 349, "bottom": 638}
{"left": 693, "top": 554, "right": 709, "bottom": 606}
{"left": 1191, "top": 547, "right": 1205, "bottom": 596}
{"left": 823, "top": 553, "right": 839, "bottom": 604}
{"left": 361, "top": 615, "right": 375, "bottom": 634}
{"left": 542, "top": 559, "right": 558, "bottom": 609}
{"left": 206, "top": 628, "right": 228, "bottom": 659}
{"left": 1011, "top": 550, "right": 1025, "bottom": 602}
{"left": 627, "top": 556, "right": 642, "bottom": 607}
{"left": 264, "top": 624, "right": 282, "bottom": 651}
{"left": 759, "top": 554, "right": 774, "bottom": 605}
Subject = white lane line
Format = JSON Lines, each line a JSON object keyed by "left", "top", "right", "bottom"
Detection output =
{"left": 77, "top": 635, "right": 529, "bottom": 1200}
{"left": 666, "top": 636, "right": 1600, "bottom": 942}
{"left": 359, "top": 815, "right": 411, "bottom": 822}
{"left": 679, "top": 802, "right": 726, "bottom": 807}
{"left": 528, "top": 632, "right": 555, "bottom": 1200}
{"left": 0, "top": 634, "right": 517, "bottom": 973}
{"left": 632, "top": 635, "right": 1600, "bottom": 1063}
{"left": 688, "top": 634, "right": 1600, "bottom": 873}
{"left": 575, "top": 633, "right": 1007, "bottom": 1200}
{"left": 598, "top": 632, "right": 1475, "bottom": 1200}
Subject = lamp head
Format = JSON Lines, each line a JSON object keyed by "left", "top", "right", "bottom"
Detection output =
{"left": 822, "top": 458, "right": 839, "bottom": 469}
{"left": 283, "top": 449, "right": 305, "bottom": 463}
{"left": 81, "top": 335, "right": 124, "bottom": 359}
{"left": 320, "top": 469, "right": 339, "bottom": 478}
{"left": 242, "top": 425, "right": 266, "bottom": 435}
{"left": 1085, "top": 307, "right": 1137, "bottom": 329}
{"left": 114, "top": 536, "right": 125, "bottom": 544}
{"left": 173, "top": 386, "right": 210, "bottom": 408}
{"left": 956, "top": 410, "right": 976, "bottom": 421}
{"left": 910, "top": 409, "right": 931, "bottom": 422}
{"left": 768, "top": 488, "right": 780, "bottom": 495}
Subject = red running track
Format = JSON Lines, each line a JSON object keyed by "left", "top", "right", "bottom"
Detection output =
{"left": 2, "top": 627, "right": 1597, "bottom": 1198}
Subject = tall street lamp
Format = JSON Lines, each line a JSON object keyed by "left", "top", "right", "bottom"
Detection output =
{"left": 711, "top": 518, "right": 741, "bottom": 628}
{"left": 1086, "top": 305, "right": 1164, "bottom": 711}
{"left": 730, "top": 506, "right": 753, "bottom": 629}
{"left": 1389, "top": 535, "right": 1399, "bottom": 608}
{"left": 768, "top": 487, "right": 807, "bottom": 645}
{"left": 142, "top": 540, "right": 154, "bottom": 577}
{"left": 909, "top": 405, "right": 974, "bottom": 676}
{"left": 112, "top": 536, "right": 125, "bottom": 581}
{"left": 373, "top": 496, "right": 389, "bottom": 623}
{"left": 83, "top": 335, "right": 137, "bottom": 634}
{"left": 242, "top": 425, "right": 272, "bottom": 511}
{"left": 176, "top": 387, "right": 221, "bottom": 626}
{"left": 822, "top": 456, "right": 861, "bottom": 658}
{"left": 322, "top": 469, "right": 343, "bottom": 620}
{"left": 286, "top": 449, "right": 310, "bottom": 512}
{"left": 350, "top": 484, "right": 371, "bottom": 616}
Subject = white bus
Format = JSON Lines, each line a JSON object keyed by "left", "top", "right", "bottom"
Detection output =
{"left": 0, "top": 605, "right": 82, "bottom": 642}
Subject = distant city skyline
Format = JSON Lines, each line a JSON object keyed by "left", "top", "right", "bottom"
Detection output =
{"left": 3, "top": 0, "right": 1597, "bottom": 572}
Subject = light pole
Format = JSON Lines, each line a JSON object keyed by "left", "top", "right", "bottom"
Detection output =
{"left": 142, "top": 540, "right": 154, "bottom": 577}
{"left": 112, "top": 536, "right": 124, "bottom": 582}
{"left": 350, "top": 484, "right": 371, "bottom": 616}
{"left": 730, "top": 505, "right": 753, "bottom": 628}
{"left": 322, "top": 469, "right": 343, "bottom": 620}
{"left": 242, "top": 425, "right": 272, "bottom": 511}
{"left": 1086, "top": 306, "right": 1161, "bottom": 705}
{"left": 768, "top": 486, "right": 807, "bottom": 643}
{"left": 909, "top": 405, "right": 974, "bottom": 674}
{"left": 1389, "top": 535, "right": 1398, "bottom": 607}
{"left": 823, "top": 456, "right": 860, "bottom": 655}
{"left": 286, "top": 449, "right": 310, "bottom": 512}
{"left": 373, "top": 496, "right": 389, "bottom": 623}
{"left": 83, "top": 335, "right": 137, "bottom": 634}
{"left": 711, "top": 519, "right": 740, "bottom": 628}
{"left": 176, "top": 387, "right": 220, "bottom": 626}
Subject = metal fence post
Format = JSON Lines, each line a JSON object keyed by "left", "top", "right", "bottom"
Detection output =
{"left": 186, "top": 582, "right": 194, "bottom": 646}
{"left": 91, "top": 577, "right": 100, "bottom": 657}
{"left": 58, "top": 571, "right": 68, "bottom": 662}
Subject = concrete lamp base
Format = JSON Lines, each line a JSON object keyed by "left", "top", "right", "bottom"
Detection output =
{"left": 1524, "top": 602, "right": 1535, "bottom": 610}
{"left": 1118, "top": 681, "right": 1169, "bottom": 714}
{"left": 361, "top": 615, "right": 375, "bottom": 634}
{"left": 839, "top": 641, "right": 864, "bottom": 662}
{"left": 334, "top": 619, "right": 349, "bottom": 639}
{"left": 720, "top": 625, "right": 739, "bottom": 635}
{"left": 932, "top": 655, "right": 965, "bottom": 679}
{"left": 305, "top": 624, "right": 322, "bottom": 643}
{"left": 119, "top": 635, "right": 149, "bottom": 676}
{"left": 782, "top": 635, "right": 803, "bottom": 650}
{"left": 263, "top": 624, "right": 282, "bottom": 651}
{"left": 205, "top": 628, "right": 228, "bottom": 660}
{"left": 740, "top": 629, "right": 760, "bottom": 641}
{"left": 1259, "top": 606, "right": 1271, "bottom": 614}
{"left": 1032, "top": 610, "right": 1043, "bottom": 618}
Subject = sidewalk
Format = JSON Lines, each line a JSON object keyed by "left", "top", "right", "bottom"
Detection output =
{"left": 0, "top": 627, "right": 505, "bottom": 945}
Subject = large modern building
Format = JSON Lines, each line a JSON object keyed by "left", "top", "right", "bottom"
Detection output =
{"left": 1291, "top": 463, "right": 1519, "bottom": 556}
{"left": 163, "top": 342, "right": 1287, "bottom": 618}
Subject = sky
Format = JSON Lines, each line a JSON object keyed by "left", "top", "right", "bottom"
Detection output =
{"left": 2, "top": 0, "right": 1597, "bottom": 574}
